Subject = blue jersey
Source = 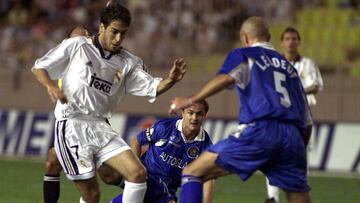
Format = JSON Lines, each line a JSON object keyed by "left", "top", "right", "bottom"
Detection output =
{"left": 137, "top": 118, "right": 212, "bottom": 192}
{"left": 217, "top": 42, "right": 311, "bottom": 129}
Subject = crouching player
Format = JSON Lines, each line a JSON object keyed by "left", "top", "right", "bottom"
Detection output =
{"left": 110, "top": 100, "right": 214, "bottom": 203}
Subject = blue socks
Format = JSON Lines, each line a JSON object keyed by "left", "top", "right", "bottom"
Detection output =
{"left": 179, "top": 175, "right": 203, "bottom": 203}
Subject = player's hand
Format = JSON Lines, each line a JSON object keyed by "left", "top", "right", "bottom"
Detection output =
{"left": 168, "top": 58, "right": 187, "bottom": 83}
{"left": 168, "top": 97, "right": 193, "bottom": 116}
{"left": 46, "top": 84, "right": 67, "bottom": 104}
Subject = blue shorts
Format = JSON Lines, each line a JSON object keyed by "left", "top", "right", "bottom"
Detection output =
{"left": 208, "top": 120, "right": 310, "bottom": 192}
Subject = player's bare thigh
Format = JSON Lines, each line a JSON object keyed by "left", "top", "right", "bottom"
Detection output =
{"left": 182, "top": 151, "right": 231, "bottom": 181}
{"left": 104, "top": 149, "right": 147, "bottom": 183}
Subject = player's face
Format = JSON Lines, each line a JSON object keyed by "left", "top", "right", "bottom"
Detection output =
{"left": 182, "top": 103, "right": 207, "bottom": 133}
{"left": 281, "top": 32, "right": 300, "bottom": 54}
{"left": 99, "top": 20, "right": 129, "bottom": 52}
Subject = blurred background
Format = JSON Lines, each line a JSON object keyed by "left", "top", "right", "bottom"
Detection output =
{"left": 0, "top": 0, "right": 360, "bottom": 121}
{"left": 0, "top": 0, "right": 359, "bottom": 202}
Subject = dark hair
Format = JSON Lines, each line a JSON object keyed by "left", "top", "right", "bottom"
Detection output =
{"left": 187, "top": 100, "right": 209, "bottom": 114}
{"left": 280, "top": 27, "right": 301, "bottom": 41}
{"left": 100, "top": 3, "right": 131, "bottom": 28}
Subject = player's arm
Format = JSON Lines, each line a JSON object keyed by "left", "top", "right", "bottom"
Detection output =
{"left": 32, "top": 36, "right": 80, "bottom": 104}
{"left": 304, "top": 84, "right": 319, "bottom": 94}
{"left": 303, "top": 60, "right": 323, "bottom": 95}
{"left": 32, "top": 68, "right": 67, "bottom": 104}
{"left": 130, "top": 135, "right": 142, "bottom": 157}
{"left": 131, "top": 125, "right": 158, "bottom": 157}
{"left": 156, "top": 58, "right": 187, "bottom": 96}
{"left": 203, "top": 179, "right": 215, "bottom": 203}
{"left": 169, "top": 74, "right": 235, "bottom": 113}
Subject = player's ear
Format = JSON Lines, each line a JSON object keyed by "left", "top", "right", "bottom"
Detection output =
{"left": 99, "top": 23, "right": 105, "bottom": 34}
{"left": 240, "top": 33, "right": 248, "bottom": 47}
{"left": 244, "top": 34, "right": 250, "bottom": 46}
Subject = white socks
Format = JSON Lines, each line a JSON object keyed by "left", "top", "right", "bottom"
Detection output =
{"left": 266, "top": 178, "right": 280, "bottom": 202}
{"left": 79, "top": 197, "right": 87, "bottom": 203}
{"left": 79, "top": 197, "right": 99, "bottom": 203}
{"left": 122, "top": 181, "right": 147, "bottom": 203}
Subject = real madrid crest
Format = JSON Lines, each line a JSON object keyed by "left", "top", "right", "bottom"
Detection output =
{"left": 187, "top": 146, "right": 199, "bottom": 159}
{"left": 113, "top": 70, "right": 122, "bottom": 83}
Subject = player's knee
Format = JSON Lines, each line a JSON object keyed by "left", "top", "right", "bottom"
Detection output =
{"left": 44, "top": 157, "right": 62, "bottom": 174}
{"left": 45, "top": 149, "right": 62, "bottom": 174}
{"left": 126, "top": 165, "right": 147, "bottom": 183}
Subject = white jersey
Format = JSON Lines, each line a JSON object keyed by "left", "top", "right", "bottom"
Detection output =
{"left": 32, "top": 36, "right": 161, "bottom": 120}
{"left": 290, "top": 56, "right": 323, "bottom": 106}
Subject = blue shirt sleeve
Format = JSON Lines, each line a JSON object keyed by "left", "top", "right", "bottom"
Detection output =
{"left": 137, "top": 120, "right": 165, "bottom": 145}
{"left": 217, "top": 49, "right": 247, "bottom": 75}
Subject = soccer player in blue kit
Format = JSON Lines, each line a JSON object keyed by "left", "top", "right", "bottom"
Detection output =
{"left": 169, "top": 17, "right": 313, "bottom": 203}
{"left": 110, "top": 100, "right": 214, "bottom": 203}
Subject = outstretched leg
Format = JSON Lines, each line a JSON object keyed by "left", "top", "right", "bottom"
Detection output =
{"left": 105, "top": 149, "right": 147, "bottom": 203}
{"left": 179, "top": 151, "right": 231, "bottom": 203}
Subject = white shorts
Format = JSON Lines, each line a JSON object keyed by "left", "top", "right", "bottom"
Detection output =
{"left": 54, "top": 117, "right": 130, "bottom": 180}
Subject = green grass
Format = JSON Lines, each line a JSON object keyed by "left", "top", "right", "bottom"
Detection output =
{"left": 0, "top": 158, "right": 359, "bottom": 203}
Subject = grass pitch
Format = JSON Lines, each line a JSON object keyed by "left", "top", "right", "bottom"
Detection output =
{"left": 0, "top": 158, "right": 359, "bottom": 203}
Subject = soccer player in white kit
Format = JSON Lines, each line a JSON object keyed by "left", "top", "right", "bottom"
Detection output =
{"left": 32, "top": 3, "right": 187, "bottom": 203}
{"left": 264, "top": 27, "right": 323, "bottom": 203}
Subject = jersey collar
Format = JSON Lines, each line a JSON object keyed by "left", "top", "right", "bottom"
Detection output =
{"left": 251, "top": 42, "right": 275, "bottom": 51}
{"left": 93, "top": 34, "right": 114, "bottom": 60}
{"left": 176, "top": 119, "right": 205, "bottom": 143}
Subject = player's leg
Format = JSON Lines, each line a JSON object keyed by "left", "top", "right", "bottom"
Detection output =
{"left": 43, "top": 147, "right": 62, "bottom": 203}
{"left": 74, "top": 177, "right": 100, "bottom": 203}
{"left": 54, "top": 119, "right": 104, "bottom": 203}
{"left": 265, "top": 177, "right": 280, "bottom": 203}
{"left": 179, "top": 151, "right": 231, "bottom": 203}
{"left": 97, "top": 164, "right": 124, "bottom": 187}
{"left": 262, "top": 121, "right": 311, "bottom": 203}
{"left": 104, "top": 150, "right": 147, "bottom": 203}
{"left": 285, "top": 191, "right": 311, "bottom": 203}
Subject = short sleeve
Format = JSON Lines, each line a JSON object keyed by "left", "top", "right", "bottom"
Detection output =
{"left": 217, "top": 49, "right": 247, "bottom": 75}
{"left": 32, "top": 38, "right": 80, "bottom": 80}
{"left": 217, "top": 49, "right": 251, "bottom": 89}
{"left": 302, "top": 59, "right": 323, "bottom": 90}
{"left": 125, "top": 59, "right": 162, "bottom": 103}
{"left": 137, "top": 126, "right": 155, "bottom": 145}
{"left": 137, "top": 120, "right": 163, "bottom": 145}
